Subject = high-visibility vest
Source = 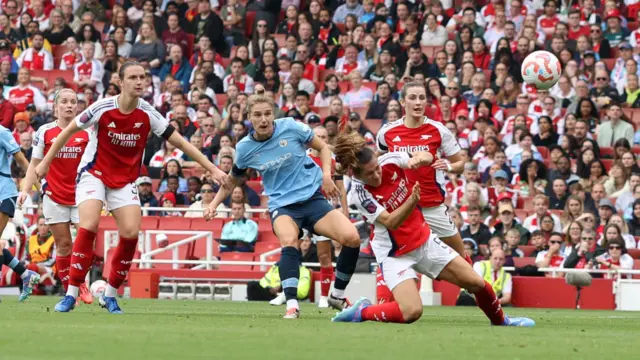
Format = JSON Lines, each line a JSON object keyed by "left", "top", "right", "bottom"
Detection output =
{"left": 480, "top": 260, "right": 511, "bottom": 297}
{"left": 28, "top": 234, "right": 54, "bottom": 264}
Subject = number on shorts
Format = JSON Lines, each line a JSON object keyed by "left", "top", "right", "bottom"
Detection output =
{"left": 444, "top": 206, "right": 454, "bottom": 225}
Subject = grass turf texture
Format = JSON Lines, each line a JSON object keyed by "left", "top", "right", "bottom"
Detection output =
{"left": 1, "top": 297, "right": 638, "bottom": 360}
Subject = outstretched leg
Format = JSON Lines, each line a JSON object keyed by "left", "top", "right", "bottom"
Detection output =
{"left": 273, "top": 215, "right": 303, "bottom": 318}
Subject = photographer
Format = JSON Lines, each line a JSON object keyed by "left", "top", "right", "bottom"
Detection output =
{"left": 563, "top": 229, "right": 606, "bottom": 270}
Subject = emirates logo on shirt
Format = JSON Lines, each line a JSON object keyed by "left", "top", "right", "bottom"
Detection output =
{"left": 108, "top": 131, "right": 141, "bottom": 147}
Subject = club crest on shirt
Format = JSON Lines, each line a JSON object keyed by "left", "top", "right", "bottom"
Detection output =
{"left": 362, "top": 199, "right": 377, "bottom": 214}
{"left": 279, "top": 140, "right": 288, "bottom": 147}
{"left": 78, "top": 112, "right": 90, "bottom": 124}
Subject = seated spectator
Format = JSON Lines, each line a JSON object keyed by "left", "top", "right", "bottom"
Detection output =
{"left": 488, "top": 237, "right": 514, "bottom": 267}
{"left": 73, "top": 41, "right": 104, "bottom": 95}
{"left": 130, "top": 22, "right": 165, "bottom": 74}
{"left": 136, "top": 176, "right": 159, "bottom": 215}
{"left": 246, "top": 262, "right": 310, "bottom": 302}
{"left": 563, "top": 228, "right": 606, "bottom": 269}
{"left": 524, "top": 195, "right": 563, "bottom": 232}
{"left": 460, "top": 204, "right": 492, "bottom": 245}
{"left": 592, "top": 237, "right": 634, "bottom": 279}
{"left": 185, "top": 177, "right": 203, "bottom": 204}
{"left": 596, "top": 103, "right": 634, "bottom": 148}
{"left": 535, "top": 232, "right": 566, "bottom": 278}
{"left": 365, "top": 81, "right": 392, "bottom": 120}
{"left": 150, "top": 141, "right": 184, "bottom": 169}
{"left": 223, "top": 57, "right": 255, "bottom": 93}
{"left": 505, "top": 228, "right": 524, "bottom": 258}
{"left": 491, "top": 202, "right": 531, "bottom": 245}
{"left": 549, "top": 178, "right": 570, "bottom": 210}
{"left": 157, "top": 160, "right": 188, "bottom": 193}
{"left": 159, "top": 192, "right": 183, "bottom": 216}
{"left": 335, "top": 43, "right": 367, "bottom": 79}
{"left": 24, "top": 216, "right": 55, "bottom": 279}
{"left": 463, "top": 248, "right": 512, "bottom": 305}
{"left": 603, "top": 161, "right": 630, "bottom": 197}
{"left": 185, "top": 183, "right": 215, "bottom": 218}
{"left": 219, "top": 200, "right": 258, "bottom": 253}
{"left": 617, "top": 175, "right": 640, "bottom": 217}
{"left": 579, "top": 160, "right": 608, "bottom": 193}
{"left": 16, "top": 32, "right": 53, "bottom": 71}
{"left": 343, "top": 71, "right": 373, "bottom": 108}
{"left": 343, "top": 112, "right": 374, "bottom": 145}
{"left": 459, "top": 182, "right": 488, "bottom": 222}
{"left": 561, "top": 195, "right": 585, "bottom": 228}
{"left": 11, "top": 112, "right": 34, "bottom": 144}
{"left": 159, "top": 44, "right": 192, "bottom": 92}
{"left": 510, "top": 132, "right": 543, "bottom": 173}
{"left": 300, "top": 236, "right": 319, "bottom": 264}
{"left": 6, "top": 68, "right": 47, "bottom": 113}
{"left": 462, "top": 238, "right": 484, "bottom": 264}
{"left": 628, "top": 199, "right": 640, "bottom": 237}
{"left": 513, "top": 159, "right": 547, "bottom": 197}
{"left": 607, "top": 214, "right": 637, "bottom": 249}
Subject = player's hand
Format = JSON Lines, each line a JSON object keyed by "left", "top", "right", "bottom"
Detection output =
{"left": 408, "top": 152, "right": 434, "bottom": 169}
{"left": 203, "top": 202, "right": 218, "bottom": 221}
{"left": 410, "top": 182, "right": 421, "bottom": 203}
{"left": 322, "top": 175, "right": 340, "bottom": 200}
{"left": 34, "top": 162, "right": 49, "bottom": 181}
{"left": 16, "top": 191, "right": 29, "bottom": 208}
{"left": 432, "top": 158, "right": 452, "bottom": 171}
{"left": 212, "top": 168, "right": 231, "bottom": 189}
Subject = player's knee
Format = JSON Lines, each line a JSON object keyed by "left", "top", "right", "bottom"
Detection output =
{"left": 318, "top": 250, "right": 332, "bottom": 266}
{"left": 336, "top": 229, "right": 361, "bottom": 248}
{"left": 464, "top": 275, "right": 486, "bottom": 294}
{"left": 119, "top": 228, "right": 139, "bottom": 239}
{"left": 79, "top": 219, "right": 100, "bottom": 233}
{"left": 55, "top": 239, "right": 73, "bottom": 256}
{"left": 402, "top": 304, "right": 423, "bottom": 323}
{"left": 280, "top": 236, "right": 299, "bottom": 248}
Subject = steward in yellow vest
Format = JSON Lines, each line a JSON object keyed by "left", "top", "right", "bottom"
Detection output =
{"left": 26, "top": 217, "right": 55, "bottom": 268}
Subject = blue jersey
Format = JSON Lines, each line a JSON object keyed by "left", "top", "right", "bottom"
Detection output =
{"left": 0, "top": 125, "right": 19, "bottom": 201}
{"left": 234, "top": 117, "right": 322, "bottom": 211}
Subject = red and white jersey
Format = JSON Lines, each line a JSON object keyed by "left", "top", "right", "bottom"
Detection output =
{"left": 32, "top": 121, "right": 91, "bottom": 205}
{"left": 536, "top": 15, "right": 561, "bottom": 32}
{"left": 535, "top": 250, "right": 565, "bottom": 268}
{"left": 7, "top": 85, "right": 46, "bottom": 112}
{"left": 349, "top": 153, "right": 431, "bottom": 262}
{"left": 73, "top": 59, "right": 104, "bottom": 90}
{"left": 222, "top": 74, "right": 254, "bottom": 93}
{"left": 377, "top": 117, "right": 461, "bottom": 208}
{"left": 16, "top": 48, "right": 53, "bottom": 70}
{"left": 75, "top": 96, "right": 169, "bottom": 189}
{"left": 60, "top": 50, "right": 84, "bottom": 71}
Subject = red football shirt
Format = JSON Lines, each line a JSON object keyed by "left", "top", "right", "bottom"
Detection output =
{"left": 377, "top": 117, "right": 462, "bottom": 208}
{"left": 349, "top": 153, "right": 431, "bottom": 260}
{"left": 32, "top": 122, "right": 90, "bottom": 205}
{"left": 75, "top": 96, "right": 169, "bottom": 189}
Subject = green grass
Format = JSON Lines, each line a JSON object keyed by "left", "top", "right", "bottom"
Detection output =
{"left": 1, "top": 297, "right": 638, "bottom": 360}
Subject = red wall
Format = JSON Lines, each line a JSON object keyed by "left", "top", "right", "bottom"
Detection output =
{"left": 433, "top": 276, "right": 616, "bottom": 310}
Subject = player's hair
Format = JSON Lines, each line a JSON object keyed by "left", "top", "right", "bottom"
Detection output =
{"left": 400, "top": 80, "right": 426, "bottom": 100}
{"left": 334, "top": 132, "right": 374, "bottom": 176}
{"left": 246, "top": 94, "right": 275, "bottom": 114}
{"left": 118, "top": 60, "right": 143, "bottom": 79}
{"left": 53, "top": 88, "right": 77, "bottom": 104}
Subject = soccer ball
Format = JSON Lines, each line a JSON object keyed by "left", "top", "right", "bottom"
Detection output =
{"left": 521, "top": 51, "right": 562, "bottom": 90}
{"left": 90, "top": 280, "right": 107, "bottom": 298}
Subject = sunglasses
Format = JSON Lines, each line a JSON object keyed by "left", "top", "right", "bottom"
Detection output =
{"left": 609, "top": 245, "right": 622, "bottom": 250}
{"left": 591, "top": 29, "right": 601, "bottom": 33}
{"left": 549, "top": 240, "right": 562, "bottom": 244}
{"left": 201, "top": 189, "right": 214, "bottom": 193}
{"left": 447, "top": 87, "right": 459, "bottom": 90}
{"left": 581, "top": 237, "right": 594, "bottom": 241}
{"left": 596, "top": 77, "right": 607, "bottom": 81}
{"left": 583, "top": 218, "right": 594, "bottom": 222}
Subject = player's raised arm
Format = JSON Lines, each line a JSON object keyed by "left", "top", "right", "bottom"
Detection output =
{"left": 308, "top": 134, "right": 340, "bottom": 199}
{"left": 204, "top": 165, "right": 245, "bottom": 220}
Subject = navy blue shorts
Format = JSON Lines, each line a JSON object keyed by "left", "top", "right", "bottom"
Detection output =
{"left": 0, "top": 196, "right": 17, "bottom": 218}
{"left": 270, "top": 190, "right": 334, "bottom": 238}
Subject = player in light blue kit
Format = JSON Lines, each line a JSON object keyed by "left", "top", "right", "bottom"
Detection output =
{"left": 0, "top": 125, "right": 40, "bottom": 302}
{"left": 204, "top": 95, "right": 361, "bottom": 319}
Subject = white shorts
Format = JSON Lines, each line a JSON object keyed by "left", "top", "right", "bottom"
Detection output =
{"left": 380, "top": 233, "right": 457, "bottom": 291}
{"left": 421, "top": 204, "right": 458, "bottom": 238}
{"left": 76, "top": 172, "right": 140, "bottom": 212}
{"left": 42, "top": 195, "right": 79, "bottom": 225}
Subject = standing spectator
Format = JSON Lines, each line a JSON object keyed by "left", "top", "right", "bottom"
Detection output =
{"left": 162, "top": 12, "right": 190, "bottom": 58}
{"left": 130, "top": 22, "right": 165, "bottom": 74}
{"left": 219, "top": 200, "right": 258, "bottom": 252}
{"left": 191, "top": 0, "right": 227, "bottom": 56}
{"left": 73, "top": 42, "right": 104, "bottom": 95}
{"left": 333, "top": 0, "right": 364, "bottom": 24}
{"left": 75, "top": 0, "right": 106, "bottom": 22}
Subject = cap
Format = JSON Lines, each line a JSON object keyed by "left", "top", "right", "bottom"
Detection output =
{"left": 307, "top": 114, "right": 321, "bottom": 124}
{"left": 455, "top": 109, "right": 470, "bottom": 118}
{"left": 583, "top": 50, "right": 596, "bottom": 57}
{"left": 136, "top": 176, "right": 152, "bottom": 186}
{"left": 462, "top": 237, "right": 478, "bottom": 249}
{"left": 496, "top": 192, "right": 513, "bottom": 203}
{"left": 349, "top": 112, "right": 361, "bottom": 121}
{"left": 598, "top": 198, "right": 615, "bottom": 210}
{"left": 0, "top": 41, "right": 9, "bottom": 50}
{"left": 323, "top": 115, "right": 339, "bottom": 125}
{"left": 498, "top": 202, "right": 514, "bottom": 214}
{"left": 380, "top": 48, "right": 392, "bottom": 55}
{"left": 464, "top": 162, "right": 477, "bottom": 171}
{"left": 13, "top": 112, "right": 29, "bottom": 125}
{"left": 161, "top": 192, "right": 177, "bottom": 206}
{"left": 25, "top": 104, "right": 36, "bottom": 111}
{"left": 619, "top": 42, "right": 633, "bottom": 50}
{"left": 493, "top": 170, "right": 508, "bottom": 180}
{"left": 605, "top": 9, "right": 621, "bottom": 21}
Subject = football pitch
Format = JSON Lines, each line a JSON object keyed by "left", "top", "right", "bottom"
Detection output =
{"left": 2, "top": 297, "right": 638, "bottom": 360}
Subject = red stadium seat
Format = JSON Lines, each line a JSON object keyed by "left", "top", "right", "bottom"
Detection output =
{"left": 219, "top": 252, "right": 254, "bottom": 271}
{"left": 140, "top": 216, "right": 160, "bottom": 230}
{"left": 602, "top": 159, "right": 613, "bottom": 171}
{"left": 628, "top": 249, "right": 640, "bottom": 259}
{"left": 601, "top": 58, "right": 615, "bottom": 69}
{"left": 216, "top": 94, "right": 227, "bottom": 107}
{"left": 599, "top": 147, "right": 614, "bottom": 158}
{"left": 244, "top": 11, "right": 256, "bottom": 38}
{"left": 158, "top": 217, "right": 192, "bottom": 230}
{"left": 519, "top": 245, "right": 536, "bottom": 257}
{"left": 255, "top": 242, "right": 280, "bottom": 254}
{"left": 257, "top": 218, "right": 272, "bottom": 232}
{"left": 47, "top": 70, "right": 77, "bottom": 91}
{"left": 634, "top": 259, "right": 640, "bottom": 279}
{"left": 246, "top": 180, "right": 263, "bottom": 194}
{"left": 513, "top": 257, "right": 536, "bottom": 267}
{"left": 363, "top": 119, "right": 383, "bottom": 135}
{"left": 185, "top": 33, "right": 195, "bottom": 59}
{"left": 537, "top": 146, "right": 549, "bottom": 159}
{"left": 259, "top": 230, "right": 280, "bottom": 243}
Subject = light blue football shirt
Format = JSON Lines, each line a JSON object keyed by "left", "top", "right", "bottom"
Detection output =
{"left": 233, "top": 117, "right": 322, "bottom": 211}
{"left": 0, "top": 125, "right": 19, "bottom": 201}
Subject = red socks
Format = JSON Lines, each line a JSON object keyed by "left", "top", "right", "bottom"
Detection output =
{"left": 26, "top": 263, "right": 39, "bottom": 273}
{"left": 472, "top": 280, "right": 506, "bottom": 325}
{"left": 376, "top": 267, "right": 394, "bottom": 303}
{"left": 361, "top": 301, "right": 405, "bottom": 323}
{"left": 320, "top": 266, "right": 333, "bottom": 297}
{"left": 56, "top": 254, "right": 71, "bottom": 291}
{"left": 107, "top": 236, "right": 138, "bottom": 289}
{"left": 69, "top": 228, "right": 96, "bottom": 287}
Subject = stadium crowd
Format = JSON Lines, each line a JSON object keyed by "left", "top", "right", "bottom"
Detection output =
{"left": 1, "top": 0, "right": 640, "bottom": 290}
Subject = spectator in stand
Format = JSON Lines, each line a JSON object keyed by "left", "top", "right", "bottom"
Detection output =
{"left": 590, "top": 69, "right": 620, "bottom": 108}
{"left": 596, "top": 103, "right": 634, "bottom": 148}
{"left": 366, "top": 81, "right": 392, "bottom": 120}
{"left": 524, "top": 194, "right": 563, "bottom": 233}
{"left": 535, "top": 232, "right": 566, "bottom": 278}
{"left": 136, "top": 176, "right": 159, "bottom": 215}
{"left": 44, "top": 9, "right": 75, "bottom": 46}
{"left": 75, "top": 22, "right": 103, "bottom": 60}
{"left": 333, "top": 0, "right": 364, "bottom": 24}
{"left": 561, "top": 195, "right": 585, "bottom": 228}
{"left": 159, "top": 192, "right": 183, "bottom": 217}
{"left": 0, "top": 14, "right": 19, "bottom": 44}
{"left": 514, "top": 158, "right": 547, "bottom": 197}
{"left": 343, "top": 71, "right": 373, "bottom": 108}
{"left": 14, "top": 20, "right": 53, "bottom": 58}
{"left": 603, "top": 9, "right": 629, "bottom": 48}
{"left": 462, "top": 72, "right": 486, "bottom": 109}
{"left": 73, "top": 41, "right": 104, "bottom": 95}
{"left": 505, "top": 228, "right": 524, "bottom": 258}
{"left": 492, "top": 202, "right": 530, "bottom": 245}
{"left": 549, "top": 178, "right": 570, "bottom": 210}
{"left": 159, "top": 44, "right": 193, "bottom": 92}
{"left": 617, "top": 173, "right": 640, "bottom": 213}
{"left": 627, "top": 199, "right": 640, "bottom": 237}
{"left": 460, "top": 204, "right": 492, "bottom": 245}
{"left": 219, "top": 200, "right": 258, "bottom": 252}
{"left": 24, "top": 216, "right": 56, "bottom": 279}
{"left": 533, "top": 115, "right": 559, "bottom": 147}
{"left": 185, "top": 182, "right": 215, "bottom": 218}
{"left": 605, "top": 216, "right": 637, "bottom": 250}
{"left": 469, "top": 248, "right": 511, "bottom": 305}
{"left": 592, "top": 237, "right": 634, "bottom": 279}
{"left": 75, "top": 0, "right": 106, "bottom": 22}
{"left": 344, "top": 112, "right": 374, "bottom": 145}
{"left": 604, "top": 161, "right": 630, "bottom": 197}
{"left": 162, "top": 12, "right": 189, "bottom": 58}
{"left": 421, "top": 12, "right": 447, "bottom": 46}
{"left": 156, "top": 159, "right": 188, "bottom": 193}
{"left": 130, "top": 22, "right": 165, "bottom": 75}
{"left": 564, "top": 228, "right": 605, "bottom": 269}
{"left": 314, "top": 74, "right": 342, "bottom": 107}
{"left": 462, "top": 238, "right": 482, "bottom": 263}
